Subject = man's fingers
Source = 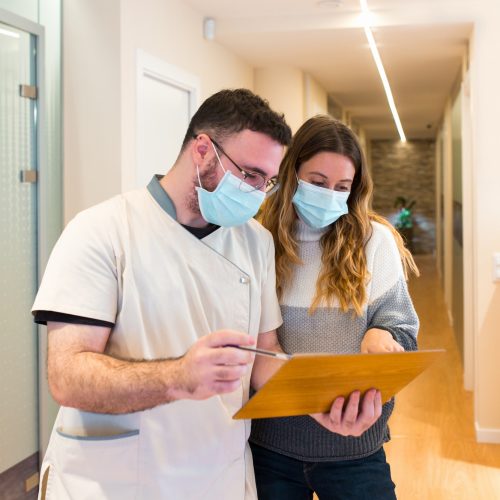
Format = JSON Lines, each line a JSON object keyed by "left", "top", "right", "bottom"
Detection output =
{"left": 212, "top": 380, "right": 242, "bottom": 394}
{"left": 205, "top": 330, "right": 255, "bottom": 348}
{"left": 210, "top": 347, "right": 254, "bottom": 366}
{"left": 213, "top": 364, "right": 249, "bottom": 381}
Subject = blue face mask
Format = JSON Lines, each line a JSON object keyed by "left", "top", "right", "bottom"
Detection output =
{"left": 196, "top": 145, "right": 265, "bottom": 227}
{"left": 292, "top": 179, "right": 350, "bottom": 229}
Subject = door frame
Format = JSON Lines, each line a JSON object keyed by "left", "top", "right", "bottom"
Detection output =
{"left": 134, "top": 49, "right": 200, "bottom": 189}
{"left": 0, "top": 7, "right": 51, "bottom": 461}
{"left": 461, "top": 70, "right": 475, "bottom": 391}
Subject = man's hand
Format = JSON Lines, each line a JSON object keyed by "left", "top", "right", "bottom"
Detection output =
{"left": 47, "top": 322, "right": 255, "bottom": 414}
{"left": 361, "top": 328, "right": 404, "bottom": 354}
{"left": 310, "top": 389, "right": 382, "bottom": 437}
{"left": 175, "top": 330, "right": 256, "bottom": 400}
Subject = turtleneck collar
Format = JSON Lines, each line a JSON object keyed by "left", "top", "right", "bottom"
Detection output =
{"left": 294, "top": 217, "right": 329, "bottom": 242}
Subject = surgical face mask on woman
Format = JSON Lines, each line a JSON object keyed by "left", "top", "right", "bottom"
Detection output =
{"left": 196, "top": 143, "right": 265, "bottom": 227}
{"left": 292, "top": 179, "right": 350, "bottom": 229}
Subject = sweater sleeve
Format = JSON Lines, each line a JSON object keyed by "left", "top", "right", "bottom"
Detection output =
{"left": 365, "top": 224, "right": 419, "bottom": 351}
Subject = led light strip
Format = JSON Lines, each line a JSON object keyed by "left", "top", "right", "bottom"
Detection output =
{"left": 360, "top": 0, "right": 406, "bottom": 142}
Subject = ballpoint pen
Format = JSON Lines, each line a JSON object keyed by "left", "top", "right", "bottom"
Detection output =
{"left": 228, "top": 344, "right": 292, "bottom": 361}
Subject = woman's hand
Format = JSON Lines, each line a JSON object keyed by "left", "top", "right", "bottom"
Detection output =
{"left": 310, "top": 389, "right": 382, "bottom": 436}
{"left": 361, "top": 328, "right": 404, "bottom": 353}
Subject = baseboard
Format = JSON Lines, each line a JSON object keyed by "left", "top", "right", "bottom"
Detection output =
{"left": 475, "top": 423, "right": 500, "bottom": 443}
{"left": 0, "top": 452, "right": 39, "bottom": 499}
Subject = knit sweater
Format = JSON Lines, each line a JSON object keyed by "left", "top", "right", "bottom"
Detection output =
{"left": 250, "top": 219, "right": 419, "bottom": 461}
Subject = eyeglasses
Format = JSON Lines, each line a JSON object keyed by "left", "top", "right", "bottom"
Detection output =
{"left": 210, "top": 137, "right": 279, "bottom": 194}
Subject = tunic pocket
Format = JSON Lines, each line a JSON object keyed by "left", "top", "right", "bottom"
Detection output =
{"left": 46, "top": 428, "right": 140, "bottom": 500}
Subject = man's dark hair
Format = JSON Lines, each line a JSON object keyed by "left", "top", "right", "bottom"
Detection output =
{"left": 181, "top": 88, "right": 292, "bottom": 150}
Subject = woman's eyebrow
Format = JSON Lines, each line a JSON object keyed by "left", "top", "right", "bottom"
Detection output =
{"left": 308, "top": 171, "right": 328, "bottom": 179}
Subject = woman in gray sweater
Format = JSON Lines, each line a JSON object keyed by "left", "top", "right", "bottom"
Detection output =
{"left": 250, "top": 115, "right": 419, "bottom": 499}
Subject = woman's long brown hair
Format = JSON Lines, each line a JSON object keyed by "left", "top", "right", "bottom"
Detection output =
{"left": 260, "top": 115, "right": 419, "bottom": 315}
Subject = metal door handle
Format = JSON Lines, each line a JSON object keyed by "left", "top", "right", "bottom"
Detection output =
{"left": 20, "top": 169, "right": 38, "bottom": 183}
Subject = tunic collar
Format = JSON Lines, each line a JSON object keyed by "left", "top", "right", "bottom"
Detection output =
{"left": 147, "top": 175, "right": 177, "bottom": 219}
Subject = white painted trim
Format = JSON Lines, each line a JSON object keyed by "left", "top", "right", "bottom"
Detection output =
{"left": 0, "top": 7, "right": 43, "bottom": 35}
{"left": 442, "top": 100, "right": 454, "bottom": 315}
{"left": 461, "top": 70, "right": 475, "bottom": 391}
{"left": 475, "top": 423, "right": 500, "bottom": 444}
{"left": 435, "top": 128, "right": 443, "bottom": 282}
{"left": 134, "top": 50, "right": 200, "bottom": 190}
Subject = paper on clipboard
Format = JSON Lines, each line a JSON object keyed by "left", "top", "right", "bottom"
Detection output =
{"left": 233, "top": 349, "right": 445, "bottom": 420}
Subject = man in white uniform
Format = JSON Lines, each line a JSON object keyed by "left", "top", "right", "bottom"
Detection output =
{"left": 32, "top": 89, "right": 292, "bottom": 499}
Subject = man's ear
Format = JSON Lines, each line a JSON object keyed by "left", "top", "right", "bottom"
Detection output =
{"left": 190, "top": 134, "right": 213, "bottom": 165}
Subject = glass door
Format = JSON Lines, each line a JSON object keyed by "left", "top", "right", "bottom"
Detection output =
{"left": 0, "top": 20, "right": 39, "bottom": 477}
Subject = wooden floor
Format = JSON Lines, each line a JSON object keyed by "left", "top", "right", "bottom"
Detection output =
{"left": 384, "top": 255, "right": 500, "bottom": 499}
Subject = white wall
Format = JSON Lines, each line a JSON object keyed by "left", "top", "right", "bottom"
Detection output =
{"left": 0, "top": 0, "right": 37, "bottom": 21}
{"left": 120, "top": 0, "right": 254, "bottom": 193}
{"left": 63, "top": 0, "right": 122, "bottom": 222}
{"left": 38, "top": 0, "right": 63, "bottom": 458}
{"left": 469, "top": 3, "right": 500, "bottom": 439}
{"left": 254, "top": 66, "right": 304, "bottom": 134}
{"left": 63, "top": 0, "right": 254, "bottom": 221}
{"left": 304, "top": 73, "right": 328, "bottom": 119}
{"left": 436, "top": 1, "right": 500, "bottom": 440}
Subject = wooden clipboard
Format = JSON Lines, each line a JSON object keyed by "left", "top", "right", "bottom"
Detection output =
{"left": 233, "top": 349, "right": 445, "bottom": 420}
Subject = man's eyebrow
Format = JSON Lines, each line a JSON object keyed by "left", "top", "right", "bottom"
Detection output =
{"left": 242, "top": 165, "right": 268, "bottom": 177}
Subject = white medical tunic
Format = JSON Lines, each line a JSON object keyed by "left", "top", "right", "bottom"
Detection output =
{"left": 33, "top": 176, "right": 282, "bottom": 499}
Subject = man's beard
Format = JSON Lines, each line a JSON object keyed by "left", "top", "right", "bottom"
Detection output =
{"left": 186, "top": 158, "right": 220, "bottom": 216}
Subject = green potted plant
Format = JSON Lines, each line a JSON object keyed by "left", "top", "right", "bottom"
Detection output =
{"left": 394, "top": 196, "right": 416, "bottom": 251}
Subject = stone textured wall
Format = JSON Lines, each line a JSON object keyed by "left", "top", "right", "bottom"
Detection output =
{"left": 370, "top": 140, "right": 436, "bottom": 254}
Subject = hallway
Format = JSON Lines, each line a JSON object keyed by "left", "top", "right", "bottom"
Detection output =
{"left": 385, "top": 256, "right": 500, "bottom": 499}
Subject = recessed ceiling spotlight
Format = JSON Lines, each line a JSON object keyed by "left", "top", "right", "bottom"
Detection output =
{"left": 316, "top": 0, "right": 344, "bottom": 8}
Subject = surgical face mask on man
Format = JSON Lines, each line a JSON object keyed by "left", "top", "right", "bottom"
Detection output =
{"left": 196, "top": 143, "right": 265, "bottom": 227}
{"left": 292, "top": 179, "right": 350, "bottom": 229}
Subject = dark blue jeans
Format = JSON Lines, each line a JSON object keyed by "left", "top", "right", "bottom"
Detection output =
{"left": 250, "top": 442, "right": 397, "bottom": 500}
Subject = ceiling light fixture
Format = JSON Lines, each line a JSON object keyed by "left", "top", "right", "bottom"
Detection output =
{"left": 359, "top": 0, "right": 406, "bottom": 142}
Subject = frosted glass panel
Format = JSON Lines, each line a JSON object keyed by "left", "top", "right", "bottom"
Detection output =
{"left": 0, "top": 21, "right": 38, "bottom": 473}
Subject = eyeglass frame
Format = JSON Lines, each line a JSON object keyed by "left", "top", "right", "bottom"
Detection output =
{"left": 200, "top": 135, "right": 280, "bottom": 194}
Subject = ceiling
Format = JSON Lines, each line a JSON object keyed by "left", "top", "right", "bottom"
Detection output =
{"left": 184, "top": 0, "right": 472, "bottom": 140}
